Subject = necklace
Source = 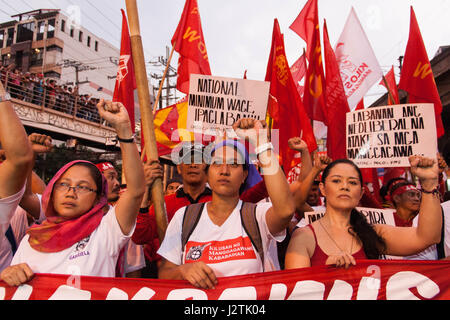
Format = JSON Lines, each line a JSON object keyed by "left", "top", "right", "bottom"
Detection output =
{"left": 318, "top": 218, "right": 354, "bottom": 254}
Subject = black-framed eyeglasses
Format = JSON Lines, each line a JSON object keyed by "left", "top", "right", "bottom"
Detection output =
{"left": 54, "top": 182, "right": 97, "bottom": 195}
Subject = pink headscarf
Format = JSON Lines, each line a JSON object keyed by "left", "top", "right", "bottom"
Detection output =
{"left": 27, "top": 160, "right": 109, "bottom": 253}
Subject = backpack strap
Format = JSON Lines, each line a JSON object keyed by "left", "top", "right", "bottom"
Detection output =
{"left": 5, "top": 224, "right": 17, "bottom": 255}
{"left": 437, "top": 206, "right": 446, "bottom": 259}
{"left": 181, "top": 202, "right": 206, "bottom": 259}
{"left": 240, "top": 202, "right": 264, "bottom": 271}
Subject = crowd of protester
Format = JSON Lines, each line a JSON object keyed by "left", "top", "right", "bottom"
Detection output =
{"left": 0, "top": 73, "right": 448, "bottom": 293}
{"left": 0, "top": 63, "right": 102, "bottom": 123}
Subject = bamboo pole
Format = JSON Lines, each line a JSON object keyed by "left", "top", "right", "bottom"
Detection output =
{"left": 125, "top": 0, "right": 168, "bottom": 242}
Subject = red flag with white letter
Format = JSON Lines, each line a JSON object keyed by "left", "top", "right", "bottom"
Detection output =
{"left": 171, "top": 0, "right": 212, "bottom": 94}
{"left": 398, "top": 6, "right": 444, "bottom": 137}
{"left": 113, "top": 9, "right": 136, "bottom": 132}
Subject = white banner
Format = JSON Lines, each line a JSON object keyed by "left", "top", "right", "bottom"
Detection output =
{"left": 334, "top": 7, "right": 383, "bottom": 110}
{"left": 304, "top": 207, "right": 396, "bottom": 226}
{"left": 345, "top": 103, "right": 437, "bottom": 168}
{"left": 187, "top": 74, "right": 269, "bottom": 135}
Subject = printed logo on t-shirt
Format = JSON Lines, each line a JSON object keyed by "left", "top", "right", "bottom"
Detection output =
{"left": 184, "top": 236, "right": 256, "bottom": 264}
{"left": 69, "top": 236, "right": 91, "bottom": 260}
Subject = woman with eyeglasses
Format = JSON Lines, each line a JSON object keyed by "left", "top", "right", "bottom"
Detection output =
{"left": 0, "top": 100, "right": 145, "bottom": 286}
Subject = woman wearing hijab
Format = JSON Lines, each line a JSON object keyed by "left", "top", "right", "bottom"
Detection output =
{"left": 0, "top": 100, "right": 145, "bottom": 286}
{"left": 157, "top": 119, "right": 295, "bottom": 289}
{"left": 285, "top": 156, "right": 442, "bottom": 269}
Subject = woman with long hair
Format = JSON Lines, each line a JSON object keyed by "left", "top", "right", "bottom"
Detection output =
{"left": 0, "top": 100, "right": 145, "bottom": 286}
{"left": 285, "top": 156, "right": 442, "bottom": 269}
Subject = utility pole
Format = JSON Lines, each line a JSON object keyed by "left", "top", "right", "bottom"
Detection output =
{"left": 58, "top": 59, "right": 96, "bottom": 86}
{"left": 149, "top": 45, "right": 177, "bottom": 109}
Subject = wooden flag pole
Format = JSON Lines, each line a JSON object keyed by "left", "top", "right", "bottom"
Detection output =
{"left": 153, "top": 43, "right": 176, "bottom": 115}
{"left": 125, "top": 0, "right": 168, "bottom": 242}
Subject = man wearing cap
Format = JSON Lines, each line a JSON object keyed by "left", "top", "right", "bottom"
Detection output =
{"left": 94, "top": 160, "right": 146, "bottom": 277}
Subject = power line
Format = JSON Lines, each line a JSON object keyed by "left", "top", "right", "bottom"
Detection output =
{"left": 46, "top": 0, "right": 119, "bottom": 49}
{"left": 85, "top": 0, "right": 121, "bottom": 32}
{"left": 0, "top": 0, "right": 20, "bottom": 15}
{"left": 19, "top": 0, "right": 34, "bottom": 11}
{"left": 0, "top": 8, "right": 12, "bottom": 17}
{"left": 61, "top": 0, "right": 156, "bottom": 61}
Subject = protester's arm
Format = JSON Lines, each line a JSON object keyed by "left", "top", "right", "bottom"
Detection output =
{"left": 157, "top": 207, "right": 218, "bottom": 290}
{"left": 97, "top": 100, "right": 145, "bottom": 235}
{"left": 19, "top": 133, "right": 53, "bottom": 220}
{"left": 158, "top": 258, "right": 218, "bottom": 290}
{"left": 437, "top": 153, "right": 447, "bottom": 200}
{"left": 288, "top": 137, "right": 312, "bottom": 182}
{"left": 233, "top": 118, "right": 295, "bottom": 235}
{"left": 0, "top": 81, "right": 34, "bottom": 198}
{"left": 284, "top": 225, "right": 315, "bottom": 269}
{"left": 375, "top": 155, "right": 442, "bottom": 256}
{"left": 131, "top": 160, "right": 163, "bottom": 244}
{"left": 0, "top": 263, "right": 34, "bottom": 287}
{"left": 292, "top": 153, "right": 331, "bottom": 213}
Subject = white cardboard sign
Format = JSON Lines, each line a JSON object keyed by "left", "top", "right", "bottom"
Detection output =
{"left": 346, "top": 103, "right": 437, "bottom": 168}
{"left": 187, "top": 74, "right": 269, "bottom": 135}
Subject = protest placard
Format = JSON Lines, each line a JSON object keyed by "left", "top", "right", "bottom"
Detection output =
{"left": 346, "top": 103, "right": 437, "bottom": 168}
{"left": 304, "top": 207, "right": 396, "bottom": 226}
{"left": 186, "top": 74, "right": 270, "bottom": 135}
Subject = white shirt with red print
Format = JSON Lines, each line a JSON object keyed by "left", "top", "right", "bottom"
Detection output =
{"left": 157, "top": 200, "right": 285, "bottom": 277}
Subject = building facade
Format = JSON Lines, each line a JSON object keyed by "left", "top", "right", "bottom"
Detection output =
{"left": 0, "top": 9, "right": 118, "bottom": 100}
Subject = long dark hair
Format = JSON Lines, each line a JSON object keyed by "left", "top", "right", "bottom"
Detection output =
{"left": 321, "top": 159, "right": 386, "bottom": 259}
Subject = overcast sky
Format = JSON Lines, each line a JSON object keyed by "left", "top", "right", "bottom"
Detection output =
{"left": 1, "top": 0, "right": 449, "bottom": 105}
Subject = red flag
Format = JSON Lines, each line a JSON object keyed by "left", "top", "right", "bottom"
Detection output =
{"left": 289, "top": 0, "right": 317, "bottom": 59}
{"left": 379, "top": 66, "right": 400, "bottom": 105}
{"left": 265, "top": 19, "right": 317, "bottom": 173}
{"left": 300, "top": 1, "right": 327, "bottom": 124}
{"left": 355, "top": 98, "right": 365, "bottom": 111}
{"left": 290, "top": 50, "right": 307, "bottom": 98}
{"left": 171, "top": 0, "right": 212, "bottom": 94}
{"left": 323, "top": 20, "right": 350, "bottom": 161}
{"left": 398, "top": 6, "right": 444, "bottom": 137}
{"left": 113, "top": 9, "right": 136, "bottom": 132}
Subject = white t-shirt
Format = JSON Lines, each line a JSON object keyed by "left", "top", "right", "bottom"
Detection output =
{"left": 12, "top": 206, "right": 134, "bottom": 278}
{"left": 123, "top": 239, "right": 146, "bottom": 274}
{"left": 0, "top": 185, "right": 26, "bottom": 272}
{"left": 157, "top": 200, "right": 285, "bottom": 277}
{"left": 404, "top": 201, "right": 450, "bottom": 260}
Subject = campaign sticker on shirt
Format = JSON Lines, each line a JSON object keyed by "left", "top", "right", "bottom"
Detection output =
{"left": 184, "top": 236, "right": 257, "bottom": 264}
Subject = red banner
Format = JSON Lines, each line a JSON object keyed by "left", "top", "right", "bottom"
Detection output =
{"left": 1, "top": 260, "right": 450, "bottom": 300}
